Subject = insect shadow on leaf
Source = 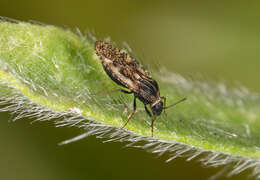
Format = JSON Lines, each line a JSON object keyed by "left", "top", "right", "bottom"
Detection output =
{"left": 94, "top": 41, "right": 186, "bottom": 136}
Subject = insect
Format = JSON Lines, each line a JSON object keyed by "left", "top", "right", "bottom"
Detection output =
{"left": 94, "top": 41, "right": 186, "bottom": 136}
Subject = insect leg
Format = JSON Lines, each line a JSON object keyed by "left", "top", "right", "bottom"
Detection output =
{"left": 93, "top": 89, "right": 132, "bottom": 96}
{"left": 144, "top": 105, "right": 152, "bottom": 117}
{"left": 120, "top": 89, "right": 133, "bottom": 94}
{"left": 145, "top": 106, "right": 155, "bottom": 137}
{"left": 161, "top": 96, "right": 167, "bottom": 116}
{"left": 122, "top": 96, "right": 136, "bottom": 128}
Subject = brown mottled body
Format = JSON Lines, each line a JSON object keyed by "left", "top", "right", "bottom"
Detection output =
{"left": 95, "top": 41, "right": 186, "bottom": 136}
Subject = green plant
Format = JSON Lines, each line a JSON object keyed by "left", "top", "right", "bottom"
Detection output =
{"left": 1, "top": 18, "right": 260, "bottom": 179}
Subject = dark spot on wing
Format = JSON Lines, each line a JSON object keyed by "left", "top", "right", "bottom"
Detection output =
{"left": 139, "top": 79, "right": 158, "bottom": 97}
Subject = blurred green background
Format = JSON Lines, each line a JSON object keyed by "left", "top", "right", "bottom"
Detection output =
{"left": 1, "top": 0, "right": 259, "bottom": 179}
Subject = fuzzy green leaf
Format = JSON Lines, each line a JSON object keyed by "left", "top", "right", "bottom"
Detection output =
{"left": 0, "top": 19, "right": 260, "bottom": 178}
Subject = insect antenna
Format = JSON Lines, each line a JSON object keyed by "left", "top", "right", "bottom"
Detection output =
{"left": 163, "top": 97, "right": 187, "bottom": 109}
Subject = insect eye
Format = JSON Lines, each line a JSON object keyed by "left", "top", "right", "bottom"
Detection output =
{"left": 151, "top": 101, "right": 163, "bottom": 116}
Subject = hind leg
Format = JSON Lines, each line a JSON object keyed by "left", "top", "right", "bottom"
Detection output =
{"left": 93, "top": 89, "right": 132, "bottom": 96}
{"left": 122, "top": 96, "right": 136, "bottom": 128}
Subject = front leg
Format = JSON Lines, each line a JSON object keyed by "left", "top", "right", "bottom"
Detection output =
{"left": 145, "top": 105, "right": 155, "bottom": 137}
{"left": 122, "top": 96, "right": 136, "bottom": 128}
{"left": 161, "top": 96, "right": 167, "bottom": 116}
